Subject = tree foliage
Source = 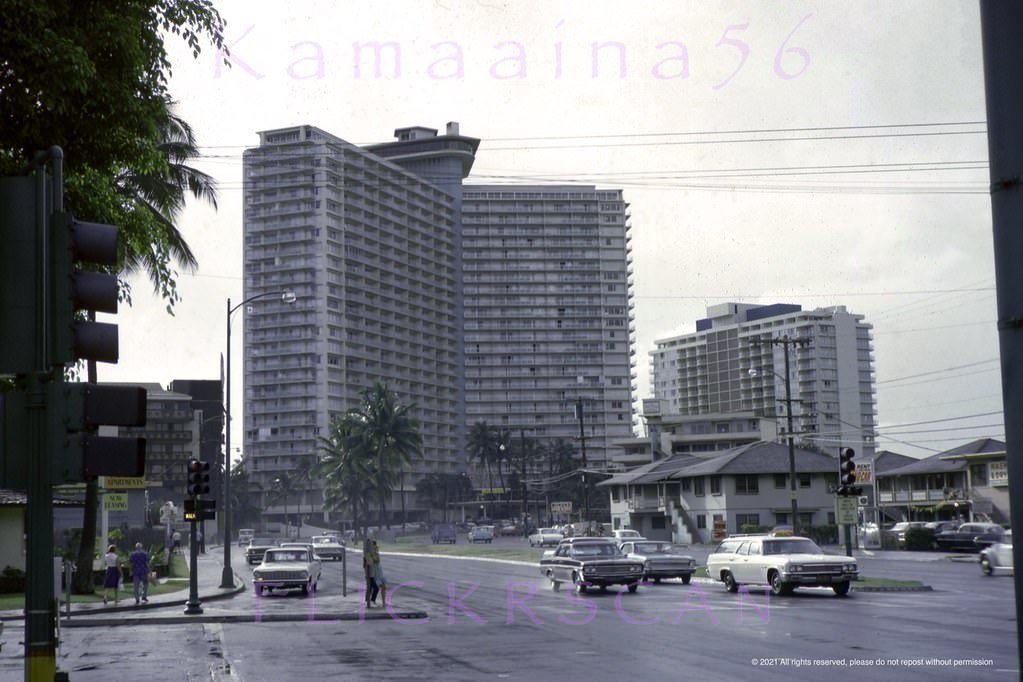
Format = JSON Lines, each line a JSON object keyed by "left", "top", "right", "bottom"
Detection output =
{"left": 0, "top": 0, "right": 227, "bottom": 309}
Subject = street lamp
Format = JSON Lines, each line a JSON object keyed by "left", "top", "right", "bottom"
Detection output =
{"left": 221, "top": 289, "right": 297, "bottom": 589}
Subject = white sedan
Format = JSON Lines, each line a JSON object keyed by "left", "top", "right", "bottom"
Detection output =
{"left": 980, "top": 531, "right": 1013, "bottom": 576}
{"left": 528, "top": 528, "right": 564, "bottom": 547}
{"left": 253, "top": 547, "right": 322, "bottom": 596}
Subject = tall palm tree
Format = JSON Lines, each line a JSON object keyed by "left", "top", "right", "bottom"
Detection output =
{"left": 346, "top": 381, "right": 423, "bottom": 530}
{"left": 467, "top": 421, "right": 498, "bottom": 500}
{"left": 115, "top": 100, "right": 217, "bottom": 281}
{"left": 315, "top": 413, "right": 375, "bottom": 537}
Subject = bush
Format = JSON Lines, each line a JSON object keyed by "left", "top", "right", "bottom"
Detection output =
{"left": 904, "top": 527, "right": 936, "bottom": 551}
{"left": 802, "top": 524, "right": 838, "bottom": 545}
{"left": 740, "top": 524, "right": 770, "bottom": 535}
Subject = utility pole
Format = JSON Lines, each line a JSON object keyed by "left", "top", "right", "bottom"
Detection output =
{"left": 980, "top": 3, "right": 1023, "bottom": 675}
{"left": 576, "top": 397, "right": 589, "bottom": 525}
{"left": 751, "top": 336, "right": 810, "bottom": 536}
{"left": 520, "top": 428, "right": 528, "bottom": 537}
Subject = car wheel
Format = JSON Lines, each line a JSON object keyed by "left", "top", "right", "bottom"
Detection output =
{"left": 770, "top": 571, "right": 793, "bottom": 596}
{"left": 980, "top": 556, "right": 993, "bottom": 576}
{"left": 627, "top": 582, "right": 638, "bottom": 593}
{"left": 551, "top": 578, "right": 561, "bottom": 592}
{"left": 832, "top": 581, "right": 851, "bottom": 597}
{"left": 722, "top": 571, "right": 738, "bottom": 593}
{"left": 681, "top": 575, "right": 692, "bottom": 585}
{"left": 301, "top": 582, "right": 309, "bottom": 595}
{"left": 573, "top": 572, "right": 588, "bottom": 594}
{"left": 652, "top": 577, "right": 661, "bottom": 584}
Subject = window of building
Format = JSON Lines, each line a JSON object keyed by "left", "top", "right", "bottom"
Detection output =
{"left": 694, "top": 477, "right": 705, "bottom": 496}
{"left": 798, "top": 473, "right": 811, "bottom": 488}
{"left": 651, "top": 516, "right": 666, "bottom": 529}
{"left": 681, "top": 478, "right": 691, "bottom": 492}
{"left": 710, "top": 476, "right": 722, "bottom": 495}
{"left": 697, "top": 514, "right": 706, "bottom": 529}
{"left": 970, "top": 463, "right": 988, "bottom": 486}
{"left": 774, "top": 512, "right": 789, "bottom": 525}
{"left": 735, "top": 475, "right": 759, "bottom": 494}
{"left": 736, "top": 513, "right": 761, "bottom": 530}
{"left": 774, "top": 473, "right": 787, "bottom": 488}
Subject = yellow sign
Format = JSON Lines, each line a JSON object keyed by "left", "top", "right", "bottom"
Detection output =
{"left": 104, "top": 493, "right": 128, "bottom": 511}
{"left": 101, "top": 476, "right": 146, "bottom": 490}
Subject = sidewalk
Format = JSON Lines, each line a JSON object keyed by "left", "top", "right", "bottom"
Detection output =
{"left": 0, "top": 547, "right": 243, "bottom": 622}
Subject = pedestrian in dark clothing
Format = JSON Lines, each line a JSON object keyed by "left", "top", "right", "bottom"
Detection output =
{"left": 362, "top": 538, "right": 380, "bottom": 607}
{"left": 129, "top": 542, "right": 150, "bottom": 605}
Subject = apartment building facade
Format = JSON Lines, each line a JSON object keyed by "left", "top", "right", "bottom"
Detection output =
{"left": 650, "top": 303, "right": 877, "bottom": 460}
{"left": 460, "top": 185, "right": 636, "bottom": 468}
{"left": 242, "top": 124, "right": 636, "bottom": 523}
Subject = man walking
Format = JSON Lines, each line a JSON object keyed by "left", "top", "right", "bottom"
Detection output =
{"left": 129, "top": 542, "right": 150, "bottom": 605}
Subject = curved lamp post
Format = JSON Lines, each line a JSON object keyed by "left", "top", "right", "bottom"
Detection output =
{"left": 221, "top": 289, "right": 297, "bottom": 588}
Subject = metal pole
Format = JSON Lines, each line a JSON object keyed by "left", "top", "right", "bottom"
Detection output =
{"left": 521, "top": 429, "right": 528, "bottom": 537}
{"left": 183, "top": 517, "right": 202, "bottom": 614}
{"left": 577, "top": 397, "right": 589, "bottom": 524}
{"left": 980, "top": 4, "right": 1023, "bottom": 674}
{"left": 220, "top": 298, "right": 234, "bottom": 588}
{"left": 783, "top": 341, "right": 799, "bottom": 536}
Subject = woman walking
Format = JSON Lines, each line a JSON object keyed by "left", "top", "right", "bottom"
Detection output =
{"left": 362, "top": 538, "right": 380, "bottom": 607}
{"left": 102, "top": 545, "right": 120, "bottom": 605}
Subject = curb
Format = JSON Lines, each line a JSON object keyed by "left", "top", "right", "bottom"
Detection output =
{"left": 60, "top": 610, "right": 429, "bottom": 627}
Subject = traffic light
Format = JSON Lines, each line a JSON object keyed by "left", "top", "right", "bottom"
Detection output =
{"left": 49, "top": 211, "right": 120, "bottom": 366}
{"left": 187, "top": 459, "right": 211, "bottom": 496}
{"left": 838, "top": 447, "right": 856, "bottom": 495}
{"left": 50, "top": 382, "right": 147, "bottom": 483}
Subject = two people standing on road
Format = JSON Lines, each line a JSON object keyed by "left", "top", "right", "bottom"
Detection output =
{"left": 129, "top": 542, "right": 150, "bottom": 605}
{"left": 362, "top": 538, "right": 386, "bottom": 607}
{"left": 102, "top": 545, "right": 120, "bottom": 605}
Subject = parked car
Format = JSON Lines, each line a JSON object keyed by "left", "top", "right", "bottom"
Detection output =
{"left": 245, "top": 537, "right": 279, "bottom": 565}
{"left": 499, "top": 524, "right": 522, "bottom": 536}
{"left": 310, "top": 535, "right": 345, "bottom": 561}
{"left": 706, "top": 534, "right": 858, "bottom": 596}
{"left": 611, "top": 529, "right": 645, "bottom": 546}
{"left": 884, "top": 521, "right": 928, "bottom": 546}
{"left": 924, "top": 521, "right": 960, "bottom": 535}
{"left": 980, "top": 531, "right": 1013, "bottom": 576}
{"left": 619, "top": 540, "right": 697, "bottom": 584}
{"left": 528, "top": 528, "right": 564, "bottom": 547}
{"left": 468, "top": 525, "right": 494, "bottom": 543}
{"left": 252, "top": 547, "right": 322, "bottom": 596}
{"left": 768, "top": 525, "right": 794, "bottom": 537}
{"left": 933, "top": 522, "right": 1007, "bottom": 552}
{"left": 431, "top": 523, "right": 457, "bottom": 544}
{"left": 539, "top": 537, "right": 644, "bottom": 593}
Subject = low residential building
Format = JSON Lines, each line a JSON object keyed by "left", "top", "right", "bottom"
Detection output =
{"left": 600, "top": 441, "right": 841, "bottom": 544}
{"left": 875, "top": 438, "right": 1007, "bottom": 524}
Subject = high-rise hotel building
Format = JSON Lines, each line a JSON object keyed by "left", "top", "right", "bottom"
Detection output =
{"left": 650, "top": 303, "right": 877, "bottom": 458}
{"left": 242, "top": 124, "right": 635, "bottom": 520}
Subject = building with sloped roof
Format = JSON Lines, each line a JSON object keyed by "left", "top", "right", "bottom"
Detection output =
{"left": 600, "top": 441, "right": 841, "bottom": 543}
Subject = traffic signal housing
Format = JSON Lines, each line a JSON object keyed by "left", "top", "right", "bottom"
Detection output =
{"left": 49, "top": 212, "right": 120, "bottom": 366}
{"left": 187, "top": 459, "right": 211, "bottom": 496}
{"left": 838, "top": 447, "right": 856, "bottom": 496}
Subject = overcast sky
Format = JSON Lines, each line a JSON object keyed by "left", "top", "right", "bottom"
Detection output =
{"left": 98, "top": 1, "right": 1000, "bottom": 462}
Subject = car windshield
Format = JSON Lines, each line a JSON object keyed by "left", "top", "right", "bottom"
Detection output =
{"left": 634, "top": 542, "right": 671, "bottom": 554}
{"left": 572, "top": 543, "right": 620, "bottom": 557}
{"left": 763, "top": 538, "right": 822, "bottom": 555}
{"left": 266, "top": 550, "right": 307, "bottom": 562}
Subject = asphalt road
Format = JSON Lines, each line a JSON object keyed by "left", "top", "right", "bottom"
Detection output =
{"left": 1, "top": 541, "right": 1016, "bottom": 681}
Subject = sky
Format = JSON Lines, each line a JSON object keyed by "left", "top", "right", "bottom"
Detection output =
{"left": 98, "top": 1, "right": 1001, "bottom": 463}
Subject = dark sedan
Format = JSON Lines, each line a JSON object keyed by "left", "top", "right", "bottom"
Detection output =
{"left": 619, "top": 540, "right": 697, "bottom": 584}
{"left": 933, "top": 522, "right": 1007, "bottom": 552}
{"left": 539, "top": 537, "right": 644, "bottom": 594}
{"left": 245, "top": 537, "right": 279, "bottom": 565}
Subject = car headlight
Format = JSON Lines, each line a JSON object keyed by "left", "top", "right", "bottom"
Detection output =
{"left": 584, "top": 565, "right": 595, "bottom": 573}
{"left": 789, "top": 565, "right": 802, "bottom": 572}
{"left": 688, "top": 559, "right": 696, "bottom": 567}
{"left": 644, "top": 561, "right": 652, "bottom": 571}
{"left": 844, "top": 564, "right": 857, "bottom": 572}
{"left": 630, "top": 565, "right": 641, "bottom": 573}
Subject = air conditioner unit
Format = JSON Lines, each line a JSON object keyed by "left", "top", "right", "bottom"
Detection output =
{"left": 858, "top": 496, "right": 869, "bottom": 506}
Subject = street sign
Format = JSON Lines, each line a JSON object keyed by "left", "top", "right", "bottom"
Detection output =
{"left": 103, "top": 493, "right": 128, "bottom": 511}
{"left": 101, "top": 475, "right": 146, "bottom": 489}
{"left": 854, "top": 462, "right": 872, "bottom": 484}
{"left": 835, "top": 496, "right": 857, "bottom": 525}
{"left": 550, "top": 501, "right": 573, "bottom": 513}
